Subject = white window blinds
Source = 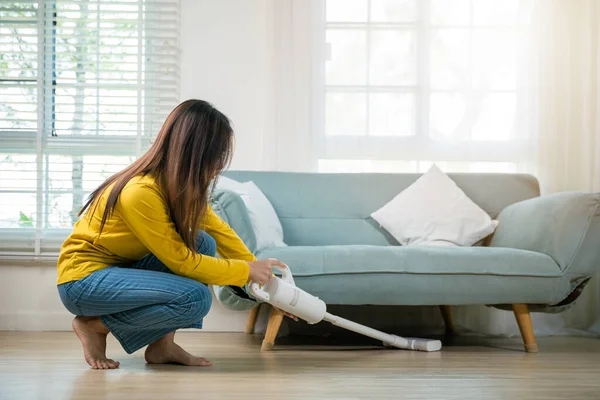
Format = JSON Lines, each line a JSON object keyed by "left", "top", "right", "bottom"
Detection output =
{"left": 0, "top": 0, "right": 180, "bottom": 259}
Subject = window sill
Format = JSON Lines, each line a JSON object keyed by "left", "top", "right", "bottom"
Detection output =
{"left": 0, "top": 255, "right": 58, "bottom": 267}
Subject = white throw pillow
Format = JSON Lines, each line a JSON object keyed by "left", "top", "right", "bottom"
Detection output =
{"left": 370, "top": 165, "right": 498, "bottom": 247}
{"left": 215, "top": 177, "right": 286, "bottom": 250}
{"left": 215, "top": 176, "right": 247, "bottom": 194}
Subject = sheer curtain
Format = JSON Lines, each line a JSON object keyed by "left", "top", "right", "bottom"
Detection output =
{"left": 527, "top": 0, "right": 599, "bottom": 335}
{"left": 267, "top": 0, "right": 599, "bottom": 336}
{"left": 532, "top": 0, "right": 600, "bottom": 195}
{"left": 455, "top": 0, "right": 600, "bottom": 337}
{"left": 262, "top": 0, "right": 320, "bottom": 172}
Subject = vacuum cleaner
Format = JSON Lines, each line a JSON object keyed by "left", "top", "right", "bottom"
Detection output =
{"left": 249, "top": 265, "right": 442, "bottom": 352}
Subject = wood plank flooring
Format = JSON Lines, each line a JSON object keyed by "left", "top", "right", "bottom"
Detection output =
{"left": 0, "top": 332, "right": 599, "bottom": 400}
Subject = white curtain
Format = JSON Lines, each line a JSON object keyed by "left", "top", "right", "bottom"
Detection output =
{"left": 528, "top": 0, "right": 600, "bottom": 335}
{"left": 438, "top": 0, "right": 600, "bottom": 337}
{"left": 532, "top": 0, "right": 600, "bottom": 195}
{"left": 262, "top": 0, "right": 319, "bottom": 172}
{"left": 268, "top": 0, "right": 600, "bottom": 337}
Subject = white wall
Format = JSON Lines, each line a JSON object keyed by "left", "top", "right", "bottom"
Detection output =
{"left": 0, "top": 0, "right": 275, "bottom": 332}
{"left": 180, "top": 0, "right": 273, "bottom": 170}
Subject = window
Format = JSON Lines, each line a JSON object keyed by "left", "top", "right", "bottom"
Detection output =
{"left": 0, "top": 0, "right": 179, "bottom": 258}
{"left": 318, "top": 0, "right": 531, "bottom": 173}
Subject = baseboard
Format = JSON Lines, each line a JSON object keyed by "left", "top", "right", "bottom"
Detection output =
{"left": 0, "top": 311, "right": 74, "bottom": 331}
{"left": 0, "top": 310, "right": 250, "bottom": 332}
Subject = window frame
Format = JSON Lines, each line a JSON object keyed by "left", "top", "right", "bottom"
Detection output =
{"left": 316, "top": 0, "right": 530, "bottom": 166}
{"left": 0, "top": 0, "right": 179, "bottom": 259}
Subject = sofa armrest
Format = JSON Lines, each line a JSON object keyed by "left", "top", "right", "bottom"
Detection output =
{"left": 489, "top": 192, "right": 600, "bottom": 275}
{"left": 211, "top": 189, "right": 258, "bottom": 254}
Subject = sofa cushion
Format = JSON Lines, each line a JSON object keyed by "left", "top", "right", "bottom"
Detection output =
{"left": 256, "top": 245, "right": 569, "bottom": 306}
{"left": 489, "top": 192, "right": 600, "bottom": 272}
{"left": 258, "top": 245, "right": 561, "bottom": 278}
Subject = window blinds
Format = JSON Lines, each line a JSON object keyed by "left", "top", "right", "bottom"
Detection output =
{"left": 0, "top": 0, "right": 180, "bottom": 259}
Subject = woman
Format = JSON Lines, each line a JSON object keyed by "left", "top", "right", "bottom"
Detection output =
{"left": 57, "top": 99, "right": 290, "bottom": 369}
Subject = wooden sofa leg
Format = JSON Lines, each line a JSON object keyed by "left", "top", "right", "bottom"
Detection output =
{"left": 439, "top": 305, "right": 456, "bottom": 335}
{"left": 244, "top": 304, "right": 261, "bottom": 334}
{"left": 261, "top": 306, "right": 284, "bottom": 351}
{"left": 512, "top": 304, "right": 538, "bottom": 353}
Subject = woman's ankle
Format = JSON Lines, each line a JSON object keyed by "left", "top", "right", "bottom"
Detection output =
{"left": 75, "top": 316, "right": 110, "bottom": 335}
{"left": 147, "top": 331, "right": 175, "bottom": 349}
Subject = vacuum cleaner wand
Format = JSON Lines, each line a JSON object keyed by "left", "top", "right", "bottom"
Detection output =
{"left": 248, "top": 265, "right": 442, "bottom": 352}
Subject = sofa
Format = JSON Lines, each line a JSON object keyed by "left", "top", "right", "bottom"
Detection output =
{"left": 212, "top": 171, "right": 600, "bottom": 353}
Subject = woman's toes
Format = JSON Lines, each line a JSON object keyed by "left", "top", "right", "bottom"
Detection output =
{"left": 185, "top": 355, "right": 212, "bottom": 366}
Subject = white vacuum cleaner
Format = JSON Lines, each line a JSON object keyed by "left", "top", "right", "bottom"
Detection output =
{"left": 249, "top": 265, "right": 442, "bottom": 352}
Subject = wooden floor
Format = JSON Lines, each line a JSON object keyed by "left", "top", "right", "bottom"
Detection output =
{"left": 1, "top": 332, "right": 599, "bottom": 400}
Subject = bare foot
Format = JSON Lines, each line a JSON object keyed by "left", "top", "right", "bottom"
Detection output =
{"left": 145, "top": 333, "right": 212, "bottom": 366}
{"left": 72, "top": 316, "right": 120, "bottom": 370}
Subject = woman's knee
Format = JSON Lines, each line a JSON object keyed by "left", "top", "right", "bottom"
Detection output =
{"left": 196, "top": 231, "right": 217, "bottom": 256}
{"left": 184, "top": 283, "right": 212, "bottom": 321}
{"left": 57, "top": 283, "right": 82, "bottom": 316}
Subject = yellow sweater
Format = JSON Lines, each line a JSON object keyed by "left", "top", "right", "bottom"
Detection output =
{"left": 57, "top": 174, "right": 254, "bottom": 286}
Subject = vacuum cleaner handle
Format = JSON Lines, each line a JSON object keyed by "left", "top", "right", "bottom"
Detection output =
{"left": 248, "top": 262, "right": 295, "bottom": 302}
{"left": 275, "top": 263, "right": 295, "bottom": 286}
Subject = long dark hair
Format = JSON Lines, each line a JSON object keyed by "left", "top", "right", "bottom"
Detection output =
{"left": 79, "top": 99, "right": 234, "bottom": 250}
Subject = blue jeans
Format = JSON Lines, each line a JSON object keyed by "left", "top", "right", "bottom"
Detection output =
{"left": 57, "top": 231, "right": 216, "bottom": 354}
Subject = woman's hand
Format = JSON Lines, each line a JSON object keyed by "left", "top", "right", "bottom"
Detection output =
{"left": 247, "top": 258, "right": 287, "bottom": 286}
{"left": 247, "top": 258, "right": 299, "bottom": 321}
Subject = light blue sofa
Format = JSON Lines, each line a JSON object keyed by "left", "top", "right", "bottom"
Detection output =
{"left": 213, "top": 171, "right": 600, "bottom": 352}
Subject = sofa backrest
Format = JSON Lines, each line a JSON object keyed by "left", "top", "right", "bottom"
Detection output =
{"left": 223, "top": 171, "right": 540, "bottom": 246}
